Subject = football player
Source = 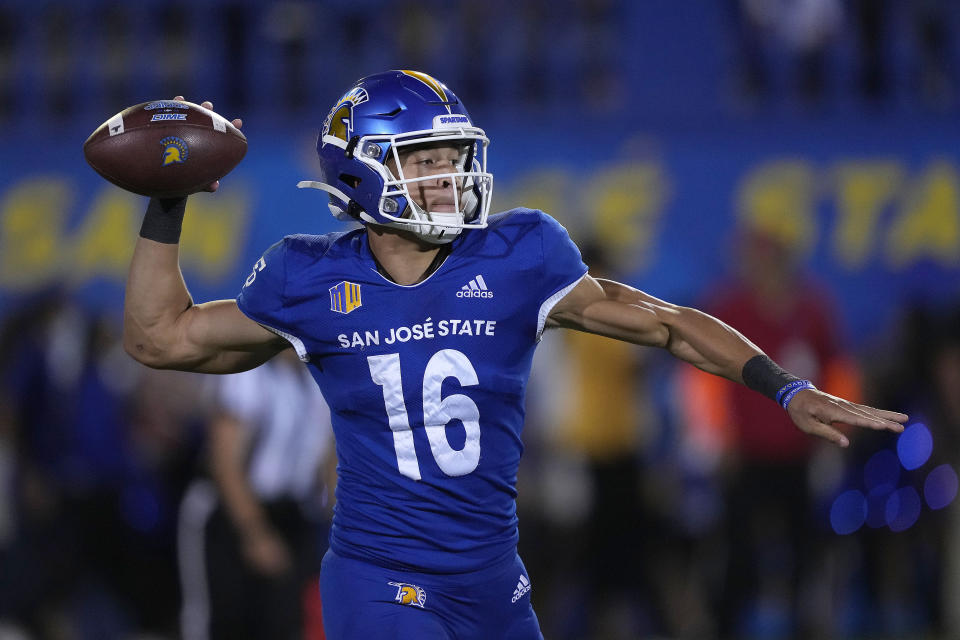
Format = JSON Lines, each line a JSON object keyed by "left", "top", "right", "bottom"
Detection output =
{"left": 124, "top": 71, "right": 907, "bottom": 640}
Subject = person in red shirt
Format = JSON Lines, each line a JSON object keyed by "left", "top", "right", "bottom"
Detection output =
{"left": 680, "top": 225, "right": 862, "bottom": 637}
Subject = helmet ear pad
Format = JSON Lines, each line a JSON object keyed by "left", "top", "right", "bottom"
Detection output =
{"left": 316, "top": 138, "right": 410, "bottom": 222}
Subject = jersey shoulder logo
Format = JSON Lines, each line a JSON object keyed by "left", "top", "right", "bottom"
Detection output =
{"left": 388, "top": 581, "right": 426, "bottom": 608}
{"left": 330, "top": 281, "right": 362, "bottom": 314}
{"left": 456, "top": 274, "right": 493, "bottom": 299}
{"left": 244, "top": 256, "right": 266, "bottom": 287}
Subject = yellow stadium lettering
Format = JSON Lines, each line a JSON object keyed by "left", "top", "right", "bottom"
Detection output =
{"left": 583, "top": 162, "right": 668, "bottom": 271}
{"left": 495, "top": 168, "right": 572, "bottom": 227}
{"left": 71, "top": 188, "right": 140, "bottom": 281}
{"left": 496, "top": 162, "right": 670, "bottom": 274}
{"left": 886, "top": 160, "right": 960, "bottom": 267}
{"left": 831, "top": 161, "right": 903, "bottom": 268}
{"left": 736, "top": 159, "right": 817, "bottom": 257}
{"left": 0, "top": 177, "right": 70, "bottom": 289}
{"left": 180, "top": 191, "right": 250, "bottom": 281}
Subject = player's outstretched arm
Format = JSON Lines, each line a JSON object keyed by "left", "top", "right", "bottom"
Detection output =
{"left": 548, "top": 276, "right": 759, "bottom": 378}
{"left": 547, "top": 275, "right": 907, "bottom": 446}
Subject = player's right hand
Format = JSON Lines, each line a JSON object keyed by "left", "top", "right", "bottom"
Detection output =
{"left": 172, "top": 95, "right": 243, "bottom": 193}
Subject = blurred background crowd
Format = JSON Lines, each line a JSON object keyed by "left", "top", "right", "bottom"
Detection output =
{"left": 2, "top": 1, "right": 960, "bottom": 639}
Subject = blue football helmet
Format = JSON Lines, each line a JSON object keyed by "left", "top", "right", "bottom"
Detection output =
{"left": 298, "top": 70, "right": 493, "bottom": 244}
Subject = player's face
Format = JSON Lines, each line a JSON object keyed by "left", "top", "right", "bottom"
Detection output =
{"left": 392, "top": 143, "right": 466, "bottom": 213}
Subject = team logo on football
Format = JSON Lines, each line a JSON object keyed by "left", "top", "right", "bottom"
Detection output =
{"left": 388, "top": 582, "right": 426, "bottom": 608}
{"left": 322, "top": 87, "right": 369, "bottom": 142}
{"left": 329, "top": 281, "right": 362, "bottom": 314}
{"left": 160, "top": 136, "right": 188, "bottom": 166}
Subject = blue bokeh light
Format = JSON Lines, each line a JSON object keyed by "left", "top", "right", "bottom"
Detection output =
{"left": 830, "top": 489, "right": 867, "bottom": 535}
{"left": 864, "top": 449, "right": 900, "bottom": 490}
{"left": 897, "top": 423, "right": 933, "bottom": 470}
{"left": 866, "top": 483, "right": 896, "bottom": 529}
{"left": 924, "top": 464, "right": 959, "bottom": 511}
{"left": 886, "top": 486, "right": 922, "bottom": 532}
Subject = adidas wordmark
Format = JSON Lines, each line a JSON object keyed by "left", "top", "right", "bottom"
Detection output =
{"left": 457, "top": 274, "right": 493, "bottom": 299}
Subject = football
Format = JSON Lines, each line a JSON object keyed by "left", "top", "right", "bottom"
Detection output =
{"left": 83, "top": 100, "right": 247, "bottom": 198}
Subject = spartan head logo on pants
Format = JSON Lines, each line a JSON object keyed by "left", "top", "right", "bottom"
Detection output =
{"left": 388, "top": 581, "right": 426, "bottom": 608}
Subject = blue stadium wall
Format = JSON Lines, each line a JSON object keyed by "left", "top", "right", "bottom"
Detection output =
{"left": 2, "top": 113, "right": 959, "bottom": 347}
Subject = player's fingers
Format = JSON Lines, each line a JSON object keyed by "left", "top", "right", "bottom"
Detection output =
{"left": 204, "top": 180, "right": 220, "bottom": 193}
{"left": 818, "top": 392, "right": 908, "bottom": 425}
{"left": 850, "top": 404, "right": 909, "bottom": 423}
{"left": 831, "top": 398, "right": 906, "bottom": 432}
{"left": 822, "top": 401, "right": 904, "bottom": 433}
{"left": 801, "top": 417, "right": 850, "bottom": 448}
{"left": 170, "top": 97, "right": 238, "bottom": 128}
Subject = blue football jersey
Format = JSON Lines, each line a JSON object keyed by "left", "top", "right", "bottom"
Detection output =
{"left": 237, "top": 209, "right": 587, "bottom": 573}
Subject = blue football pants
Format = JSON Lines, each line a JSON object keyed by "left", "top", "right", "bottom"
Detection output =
{"left": 319, "top": 549, "right": 543, "bottom": 639}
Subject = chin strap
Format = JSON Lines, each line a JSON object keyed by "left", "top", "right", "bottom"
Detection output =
{"left": 403, "top": 200, "right": 465, "bottom": 244}
{"left": 297, "top": 180, "right": 376, "bottom": 223}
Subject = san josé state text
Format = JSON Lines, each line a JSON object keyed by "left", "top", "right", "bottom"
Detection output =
{"left": 338, "top": 318, "right": 497, "bottom": 349}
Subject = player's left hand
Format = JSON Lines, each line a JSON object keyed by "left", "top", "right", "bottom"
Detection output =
{"left": 241, "top": 525, "right": 292, "bottom": 577}
{"left": 787, "top": 389, "right": 908, "bottom": 448}
{"left": 173, "top": 95, "right": 243, "bottom": 193}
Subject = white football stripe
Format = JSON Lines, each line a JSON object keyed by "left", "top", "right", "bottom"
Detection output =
{"left": 107, "top": 113, "right": 124, "bottom": 136}
{"left": 211, "top": 112, "right": 227, "bottom": 132}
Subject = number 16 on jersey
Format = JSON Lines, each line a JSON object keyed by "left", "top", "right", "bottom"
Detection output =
{"left": 367, "top": 349, "right": 481, "bottom": 480}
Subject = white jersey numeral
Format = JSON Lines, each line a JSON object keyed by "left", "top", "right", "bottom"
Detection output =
{"left": 367, "top": 349, "right": 481, "bottom": 480}
{"left": 244, "top": 256, "right": 266, "bottom": 287}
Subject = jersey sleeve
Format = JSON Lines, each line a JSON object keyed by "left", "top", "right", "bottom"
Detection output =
{"left": 536, "top": 211, "right": 588, "bottom": 339}
{"left": 236, "top": 239, "right": 310, "bottom": 360}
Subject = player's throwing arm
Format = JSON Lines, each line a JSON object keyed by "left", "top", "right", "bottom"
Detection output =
{"left": 84, "top": 97, "right": 287, "bottom": 374}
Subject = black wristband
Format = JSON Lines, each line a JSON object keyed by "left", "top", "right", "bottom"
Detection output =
{"left": 140, "top": 196, "right": 187, "bottom": 244}
{"left": 741, "top": 354, "right": 801, "bottom": 402}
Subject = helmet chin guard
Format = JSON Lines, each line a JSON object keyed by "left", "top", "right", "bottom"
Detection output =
{"left": 301, "top": 70, "right": 494, "bottom": 242}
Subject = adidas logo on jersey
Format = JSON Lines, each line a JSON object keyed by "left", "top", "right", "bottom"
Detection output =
{"left": 511, "top": 574, "right": 531, "bottom": 603}
{"left": 457, "top": 274, "right": 493, "bottom": 298}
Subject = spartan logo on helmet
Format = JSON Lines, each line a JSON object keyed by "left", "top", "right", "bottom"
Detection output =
{"left": 322, "top": 87, "right": 370, "bottom": 142}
